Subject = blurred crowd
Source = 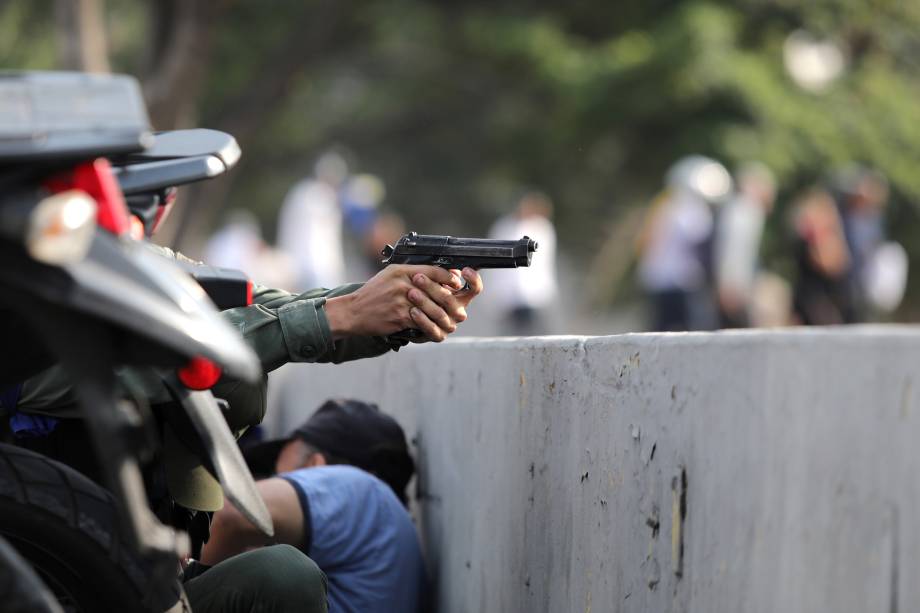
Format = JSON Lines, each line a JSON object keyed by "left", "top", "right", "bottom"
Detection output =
{"left": 205, "top": 151, "right": 408, "bottom": 295}
{"left": 636, "top": 156, "right": 907, "bottom": 332}
{"left": 204, "top": 151, "right": 563, "bottom": 337}
{"left": 203, "top": 148, "right": 907, "bottom": 338}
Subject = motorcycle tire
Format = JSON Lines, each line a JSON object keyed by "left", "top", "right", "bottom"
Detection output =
{"left": 0, "top": 535, "right": 63, "bottom": 613}
{"left": 0, "top": 443, "right": 188, "bottom": 612}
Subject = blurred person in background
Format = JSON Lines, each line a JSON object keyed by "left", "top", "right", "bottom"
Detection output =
{"left": 336, "top": 173, "right": 407, "bottom": 280}
{"left": 487, "top": 191, "right": 558, "bottom": 335}
{"left": 341, "top": 173, "right": 386, "bottom": 240}
{"left": 362, "top": 211, "right": 406, "bottom": 274}
{"left": 713, "top": 162, "right": 777, "bottom": 328}
{"left": 790, "top": 188, "right": 852, "bottom": 325}
{"left": 205, "top": 209, "right": 296, "bottom": 290}
{"left": 831, "top": 166, "right": 907, "bottom": 319}
{"left": 748, "top": 271, "right": 793, "bottom": 327}
{"left": 205, "top": 399, "right": 427, "bottom": 613}
{"left": 277, "top": 151, "right": 349, "bottom": 291}
{"left": 637, "top": 156, "right": 731, "bottom": 331}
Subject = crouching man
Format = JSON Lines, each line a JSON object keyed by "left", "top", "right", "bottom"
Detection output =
{"left": 201, "top": 399, "right": 427, "bottom": 613}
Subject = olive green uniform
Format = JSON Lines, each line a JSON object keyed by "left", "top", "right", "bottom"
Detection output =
{"left": 185, "top": 545, "right": 328, "bottom": 613}
{"left": 9, "top": 248, "right": 407, "bottom": 613}
{"left": 16, "top": 260, "right": 405, "bottom": 417}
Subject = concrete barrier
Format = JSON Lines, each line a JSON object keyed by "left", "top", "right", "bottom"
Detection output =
{"left": 265, "top": 327, "right": 920, "bottom": 612}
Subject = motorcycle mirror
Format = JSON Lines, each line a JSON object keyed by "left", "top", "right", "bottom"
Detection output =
{"left": 0, "top": 71, "right": 152, "bottom": 162}
{"left": 114, "top": 156, "right": 229, "bottom": 195}
{"left": 112, "top": 129, "right": 241, "bottom": 169}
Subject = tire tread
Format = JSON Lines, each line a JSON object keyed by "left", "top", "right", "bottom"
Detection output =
{"left": 0, "top": 443, "right": 182, "bottom": 612}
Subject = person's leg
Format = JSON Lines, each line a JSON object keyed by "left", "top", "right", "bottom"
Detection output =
{"left": 506, "top": 306, "right": 537, "bottom": 336}
{"left": 651, "top": 290, "right": 685, "bottom": 331}
{"left": 185, "top": 544, "right": 327, "bottom": 613}
{"left": 687, "top": 287, "right": 718, "bottom": 331}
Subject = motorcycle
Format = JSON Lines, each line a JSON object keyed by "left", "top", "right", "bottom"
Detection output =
{"left": 0, "top": 71, "right": 268, "bottom": 612}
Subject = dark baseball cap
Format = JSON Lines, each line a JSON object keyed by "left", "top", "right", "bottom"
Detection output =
{"left": 244, "top": 398, "right": 415, "bottom": 503}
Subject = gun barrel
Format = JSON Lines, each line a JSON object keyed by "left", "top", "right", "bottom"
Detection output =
{"left": 382, "top": 232, "right": 537, "bottom": 268}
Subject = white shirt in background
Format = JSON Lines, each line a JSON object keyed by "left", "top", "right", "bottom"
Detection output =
{"left": 638, "top": 189, "right": 713, "bottom": 292}
{"left": 276, "top": 179, "right": 346, "bottom": 291}
{"left": 715, "top": 193, "right": 766, "bottom": 300}
{"left": 487, "top": 213, "right": 558, "bottom": 311}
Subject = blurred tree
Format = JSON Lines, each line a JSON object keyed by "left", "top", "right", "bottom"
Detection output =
{"left": 3, "top": 0, "right": 920, "bottom": 312}
{"left": 140, "top": 0, "right": 225, "bottom": 130}
{"left": 54, "top": 0, "right": 109, "bottom": 72}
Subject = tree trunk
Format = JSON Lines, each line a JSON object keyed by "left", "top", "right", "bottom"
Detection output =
{"left": 166, "top": 0, "right": 350, "bottom": 252}
{"left": 141, "top": 0, "right": 226, "bottom": 130}
{"left": 54, "top": 0, "right": 110, "bottom": 73}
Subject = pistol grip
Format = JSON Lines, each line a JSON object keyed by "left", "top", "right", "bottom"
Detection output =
{"left": 387, "top": 272, "right": 471, "bottom": 342}
{"left": 390, "top": 328, "right": 424, "bottom": 342}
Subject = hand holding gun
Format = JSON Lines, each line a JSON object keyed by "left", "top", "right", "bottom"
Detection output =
{"left": 381, "top": 232, "right": 538, "bottom": 339}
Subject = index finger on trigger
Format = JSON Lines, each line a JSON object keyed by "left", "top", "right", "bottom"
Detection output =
{"left": 447, "top": 268, "right": 465, "bottom": 290}
{"left": 414, "top": 265, "right": 460, "bottom": 289}
{"left": 461, "top": 267, "right": 484, "bottom": 295}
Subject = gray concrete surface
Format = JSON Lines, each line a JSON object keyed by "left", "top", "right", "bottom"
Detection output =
{"left": 265, "top": 326, "right": 920, "bottom": 612}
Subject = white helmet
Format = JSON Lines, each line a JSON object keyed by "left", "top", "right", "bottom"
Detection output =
{"left": 666, "top": 155, "right": 732, "bottom": 203}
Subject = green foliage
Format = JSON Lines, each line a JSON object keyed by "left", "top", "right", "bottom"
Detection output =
{"left": 3, "top": 0, "right": 920, "bottom": 310}
{"left": 0, "top": 1, "right": 56, "bottom": 69}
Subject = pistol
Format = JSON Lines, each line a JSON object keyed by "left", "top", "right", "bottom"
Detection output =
{"left": 381, "top": 232, "right": 538, "bottom": 270}
{"left": 381, "top": 232, "right": 538, "bottom": 340}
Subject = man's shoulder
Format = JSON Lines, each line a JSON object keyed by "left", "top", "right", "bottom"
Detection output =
{"left": 286, "top": 463, "right": 370, "bottom": 480}
{"left": 282, "top": 466, "right": 414, "bottom": 542}
{"left": 283, "top": 465, "right": 395, "bottom": 501}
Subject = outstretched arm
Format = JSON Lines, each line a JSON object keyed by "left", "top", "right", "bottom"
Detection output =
{"left": 150, "top": 242, "right": 485, "bottom": 368}
{"left": 222, "top": 265, "right": 484, "bottom": 372}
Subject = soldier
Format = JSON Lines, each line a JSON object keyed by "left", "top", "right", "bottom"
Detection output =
{"left": 8, "top": 250, "right": 482, "bottom": 613}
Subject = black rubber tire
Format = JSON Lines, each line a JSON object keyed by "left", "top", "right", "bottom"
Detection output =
{"left": 0, "top": 535, "right": 63, "bottom": 613}
{"left": 0, "top": 443, "right": 186, "bottom": 612}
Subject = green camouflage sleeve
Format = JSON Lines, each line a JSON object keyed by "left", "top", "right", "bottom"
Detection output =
{"left": 146, "top": 244, "right": 406, "bottom": 371}
{"left": 223, "top": 282, "right": 405, "bottom": 373}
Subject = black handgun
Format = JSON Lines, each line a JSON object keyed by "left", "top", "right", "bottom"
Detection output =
{"left": 381, "top": 232, "right": 538, "bottom": 340}
{"left": 381, "top": 232, "right": 538, "bottom": 269}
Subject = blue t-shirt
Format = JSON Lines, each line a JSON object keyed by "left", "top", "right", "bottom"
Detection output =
{"left": 281, "top": 465, "right": 426, "bottom": 613}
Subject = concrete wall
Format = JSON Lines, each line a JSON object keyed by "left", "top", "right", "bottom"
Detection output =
{"left": 266, "top": 327, "right": 920, "bottom": 613}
